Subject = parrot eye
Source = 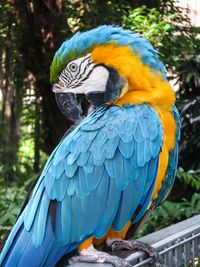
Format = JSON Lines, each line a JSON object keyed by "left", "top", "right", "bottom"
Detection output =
{"left": 69, "top": 63, "right": 78, "bottom": 72}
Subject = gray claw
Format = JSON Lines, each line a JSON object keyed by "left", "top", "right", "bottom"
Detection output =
{"left": 69, "top": 254, "right": 132, "bottom": 267}
{"left": 111, "top": 239, "right": 166, "bottom": 267}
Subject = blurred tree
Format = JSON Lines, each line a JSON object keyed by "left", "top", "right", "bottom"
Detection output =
{"left": 0, "top": 1, "right": 25, "bottom": 181}
{"left": 177, "top": 55, "right": 200, "bottom": 170}
{"left": 14, "top": 0, "right": 72, "bottom": 157}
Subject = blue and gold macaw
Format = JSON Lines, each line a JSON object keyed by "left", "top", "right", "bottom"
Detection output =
{"left": 0, "top": 25, "right": 181, "bottom": 267}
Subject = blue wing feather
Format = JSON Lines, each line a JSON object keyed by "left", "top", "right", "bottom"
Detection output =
{"left": 33, "top": 191, "right": 50, "bottom": 246}
{"left": 0, "top": 104, "right": 163, "bottom": 267}
{"left": 24, "top": 183, "right": 44, "bottom": 231}
{"left": 55, "top": 202, "right": 62, "bottom": 242}
{"left": 94, "top": 177, "right": 121, "bottom": 238}
{"left": 61, "top": 193, "right": 72, "bottom": 244}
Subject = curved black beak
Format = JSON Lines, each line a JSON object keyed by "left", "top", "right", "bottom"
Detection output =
{"left": 55, "top": 93, "right": 83, "bottom": 122}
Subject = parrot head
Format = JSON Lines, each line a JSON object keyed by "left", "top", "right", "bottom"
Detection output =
{"left": 50, "top": 25, "right": 168, "bottom": 121}
{"left": 52, "top": 53, "right": 126, "bottom": 121}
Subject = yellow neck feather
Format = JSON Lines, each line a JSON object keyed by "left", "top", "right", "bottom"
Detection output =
{"left": 91, "top": 43, "right": 175, "bottom": 113}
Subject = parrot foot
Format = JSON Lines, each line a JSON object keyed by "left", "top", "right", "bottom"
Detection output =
{"left": 107, "top": 238, "right": 165, "bottom": 267}
{"left": 69, "top": 244, "right": 132, "bottom": 267}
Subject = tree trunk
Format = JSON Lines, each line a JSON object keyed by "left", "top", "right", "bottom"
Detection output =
{"left": 34, "top": 89, "right": 41, "bottom": 172}
{"left": 0, "top": 24, "right": 11, "bottom": 132}
{"left": 0, "top": 9, "right": 25, "bottom": 181}
{"left": 9, "top": 94, "right": 21, "bottom": 166}
{"left": 15, "top": 0, "right": 72, "bottom": 154}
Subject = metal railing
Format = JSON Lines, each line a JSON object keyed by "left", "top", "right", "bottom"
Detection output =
{"left": 68, "top": 214, "right": 200, "bottom": 267}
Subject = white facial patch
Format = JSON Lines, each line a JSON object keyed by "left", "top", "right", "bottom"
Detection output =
{"left": 73, "top": 65, "right": 109, "bottom": 94}
{"left": 53, "top": 54, "right": 109, "bottom": 94}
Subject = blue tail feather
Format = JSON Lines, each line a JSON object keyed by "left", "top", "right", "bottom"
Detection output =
{"left": 0, "top": 215, "right": 78, "bottom": 267}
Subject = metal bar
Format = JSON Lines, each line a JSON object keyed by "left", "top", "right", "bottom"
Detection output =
{"left": 159, "top": 232, "right": 200, "bottom": 255}
{"left": 68, "top": 215, "right": 200, "bottom": 267}
{"left": 127, "top": 215, "right": 200, "bottom": 265}
{"left": 183, "top": 239, "right": 187, "bottom": 267}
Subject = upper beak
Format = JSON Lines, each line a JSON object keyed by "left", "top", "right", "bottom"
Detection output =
{"left": 55, "top": 92, "right": 83, "bottom": 122}
{"left": 52, "top": 82, "right": 83, "bottom": 122}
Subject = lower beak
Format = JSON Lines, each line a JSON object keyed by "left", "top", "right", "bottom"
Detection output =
{"left": 55, "top": 92, "right": 83, "bottom": 122}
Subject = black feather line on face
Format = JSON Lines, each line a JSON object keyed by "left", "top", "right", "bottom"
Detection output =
{"left": 59, "top": 56, "right": 93, "bottom": 89}
{"left": 65, "top": 66, "right": 74, "bottom": 80}
{"left": 60, "top": 72, "right": 70, "bottom": 84}
{"left": 70, "top": 64, "right": 99, "bottom": 89}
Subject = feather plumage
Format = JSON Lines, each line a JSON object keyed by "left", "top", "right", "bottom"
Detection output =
{"left": 0, "top": 104, "right": 163, "bottom": 266}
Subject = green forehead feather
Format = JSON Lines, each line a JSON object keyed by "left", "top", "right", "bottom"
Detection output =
{"left": 50, "top": 49, "right": 78, "bottom": 83}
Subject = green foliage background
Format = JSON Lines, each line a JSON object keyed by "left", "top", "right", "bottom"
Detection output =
{"left": 0, "top": 0, "right": 199, "bottom": 246}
